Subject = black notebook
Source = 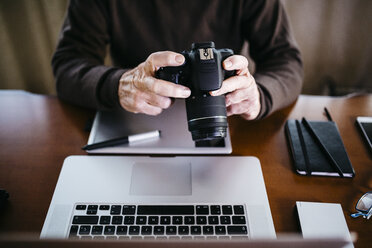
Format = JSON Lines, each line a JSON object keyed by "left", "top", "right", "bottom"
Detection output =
{"left": 285, "top": 119, "right": 355, "bottom": 177}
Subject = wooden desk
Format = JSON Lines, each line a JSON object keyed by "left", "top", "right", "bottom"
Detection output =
{"left": 0, "top": 90, "right": 371, "bottom": 247}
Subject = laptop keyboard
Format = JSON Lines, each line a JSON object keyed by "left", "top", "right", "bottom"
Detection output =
{"left": 69, "top": 204, "right": 249, "bottom": 240}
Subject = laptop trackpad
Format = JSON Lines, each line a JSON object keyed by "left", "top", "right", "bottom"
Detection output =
{"left": 130, "top": 162, "right": 192, "bottom": 196}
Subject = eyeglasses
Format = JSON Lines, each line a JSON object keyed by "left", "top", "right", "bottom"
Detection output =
{"left": 351, "top": 192, "right": 372, "bottom": 220}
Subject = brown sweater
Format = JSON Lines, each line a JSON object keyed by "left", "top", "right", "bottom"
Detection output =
{"left": 52, "top": 0, "right": 303, "bottom": 119}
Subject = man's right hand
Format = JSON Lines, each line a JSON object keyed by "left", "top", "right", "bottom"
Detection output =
{"left": 118, "top": 51, "right": 191, "bottom": 115}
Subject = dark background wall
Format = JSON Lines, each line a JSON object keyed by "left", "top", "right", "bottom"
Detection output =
{"left": 0, "top": 0, "right": 371, "bottom": 96}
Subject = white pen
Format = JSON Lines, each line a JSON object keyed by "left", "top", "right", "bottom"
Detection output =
{"left": 82, "top": 130, "right": 161, "bottom": 150}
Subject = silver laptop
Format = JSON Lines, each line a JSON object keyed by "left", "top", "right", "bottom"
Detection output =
{"left": 86, "top": 100, "right": 232, "bottom": 154}
{"left": 41, "top": 156, "right": 275, "bottom": 240}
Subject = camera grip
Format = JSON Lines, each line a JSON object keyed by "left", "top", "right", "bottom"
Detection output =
{"left": 223, "top": 69, "right": 236, "bottom": 79}
{"left": 219, "top": 48, "right": 235, "bottom": 80}
{"left": 155, "top": 66, "right": 184, "bottom": 85}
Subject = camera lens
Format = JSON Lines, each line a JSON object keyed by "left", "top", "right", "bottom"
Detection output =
{"left": 185, "top": 95, "right": 228, "bottom": 141}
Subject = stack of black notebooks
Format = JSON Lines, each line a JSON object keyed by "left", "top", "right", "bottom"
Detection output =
{"left": 285, "top": 118, "right": 355, "bottom": 177}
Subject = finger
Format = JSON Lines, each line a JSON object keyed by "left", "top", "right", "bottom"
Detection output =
{"left": 223, "top": 55, "right": 249, "bottom": 71}
{"left": 240, "top": 111, "right": 259, "bottom": 120}
{"left": 144, "top": 92, "right": 172, "bottom": 109}
{"left": 147, "top": 51, "right": 185, "bottom": 72}
{"left": 225, "top": 88, "right": 251, "bottom": 106}
{"left": 226, "top": 100, "right": 260, "bottom": 120}
{"left": 210, "top": 74, "right": 254, "bottom": 96}
{"left": 138, "top": 76, "right": 191, "bottom": 98}
{"left": 130, "top": 94, "right": 163, "bottom": 116}
{"left": 225, "top": 77, "right": 258, "bottom": 106}
{"left": 136, "top": 101, "right": 163, "bottom": 116}
{"left": 226, "top": 100, "right": 251, "bottom": 116}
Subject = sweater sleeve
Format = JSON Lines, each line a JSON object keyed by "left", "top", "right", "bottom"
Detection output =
{"left": 52, "top": 0, "right": 125, "bottom": 110}
{"left": 242, "top": 0, "right": 303, "bottom": 119}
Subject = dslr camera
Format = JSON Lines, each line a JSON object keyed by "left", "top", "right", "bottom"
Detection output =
{"left": 156, "top": 42, "right": 234, "bottom": 141}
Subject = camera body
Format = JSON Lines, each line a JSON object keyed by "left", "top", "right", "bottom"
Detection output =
{"left": 156, "top": 42, "right": 234, "bottom": 141}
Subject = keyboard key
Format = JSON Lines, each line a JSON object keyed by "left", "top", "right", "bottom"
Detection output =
{"left": 166, "top": 226, "right": 177, "bottom": 235}
{"left": 160, "top": 216, "right": 171, "bottom": 225}
{"left": 87, "top": 205, "right": 98, "bottom": 214}
{"left": 141, "top": 226, "right": 152, "bottom": 235}
{"left": 112, "top": 216, "right": 123, "bottom": 224}
{"left": 72, "top": 215, "right": 98, "bottom": 224}
{"left": 119, "top": 236, "right": 130, "bottom": 240}
{"left": 233, "top": 205, "right": 245, "bottom": 215}
{"left": 215, "top": 226, "right": 226, "bottom": 235}
{"left": 122, "top": 205, "right": 136, "bottom": 215}
{"left": 211, "top": 205, "right": 221, "bottom": 215}
{"left": 99, "top": 216, "right": 111, "bottom": 225}
{"left": 222, "top": 205, "right": 233, "bottom": 215}
{"left": 91, "top": 226, "right": 103, "bottom": 235}
{"left": 208, "top": 216, "right": 219, "bottom": 225}
{"left": 154, "top": 226, "right": 165, "bottom": 235}
{"left": 69, "top": 225, "right": 78, "bottom": 236}
{"left": 206, "top": 236, "right": 218, "bottom": 240}
{"left": 136, "top": 216, "right": 147, "bottom": 225}
{"left": 99, "top": 205, "right": 110, "bottom": 210}
{"left": 219, "top": 236, "right": 230, "bottom": 240}
{"left": 88, "top": 205, "right": 98, "bottom": 210}
{"left": 144, "top": 236, "right": 156, "bottom": 240}
{"left": 178, "top": 226, "right": 189, "bottom": 235}
{"left": 76, "top": 205, "right": 86, "bottom": 210}
{"left": 81, "top": 236, "right": 92, "bottom": 240}
{"left": 190, "top": 226, "right": 201, "bottom": 235}
{"left": 104, "top": 226, "right": 116, "bottom": 235}
{"left": 232, "top": 216, "right": 246, "bottom": 224}
{"left": 220, "top": 216, "right": 231, "bottom": 225}
{"left": 172, "top": 216, "right": 183, "bottom": 225}
{"left": 184, "top": 216, "right": 195, "bottom": 225}
{"left": 196, "top": 205, "right": 209, "bottom": 215}
{"left": 156, "top": 236, "right": 167, "bottom": 240}
{"left": 227, "top": 225, "right": 248, "bottom": 235}
{"left": 137, "top": 205, "right": 194, "bottom": 215}
{"left": 110, "top": 205, "right": 121, "bottom": 215}
{"left": 169, "top": 236, "right": 180, "bottom": 240}
{"left": 116, "top": 226, "right": 127, "bottom": 235}
{"left": 124, "top": 216, "right": 135, "bottom": 225}
{"left": 231, "top": 236, "right": 249, "bottom": 240}
{"left": 202, "top": 226, "right": 214, "bottom": 235}
{"left": 129, "top": 226, "right": 140, "bottom": 235}
{"left": 79, "top": 225, "right": 91, "bottom": 235}
{"left": 181, "top": 236, "right": 193, "bottom": 240}
{"left": 197, "top": 216, "right": 207, "bottom": 225}
{"left": 148, "top": 216, "right": 159, "bottom": 224}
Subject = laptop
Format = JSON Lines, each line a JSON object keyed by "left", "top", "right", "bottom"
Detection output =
{"left": 86, "top": 99, "right": 232, "bottom": 154}
{"left": 41, "top": 155, "right": 275, "bottom": 240}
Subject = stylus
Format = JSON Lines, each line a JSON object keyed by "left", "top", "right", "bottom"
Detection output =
{"left": 301, "top": 118, "right": 344, "bottom": 177}
{"left": 324, "top": 107, "right": 333, "bottom": 122}
{"left": 296, "top": 120, "right": 312, "bottom": 176}
{"left": 82, "top": 130, "right": 161, "bottom": 150}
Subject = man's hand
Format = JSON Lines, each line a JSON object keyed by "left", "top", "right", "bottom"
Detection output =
{"left": 210, "top": 55, "right": 261, "bottom": 120}
{"left": 118, "top": 51, "right": 191, "bottom": 115}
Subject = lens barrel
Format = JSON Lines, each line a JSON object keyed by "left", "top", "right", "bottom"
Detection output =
{"left": 185, "top": 95, "right": 228, "bottom": 141}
